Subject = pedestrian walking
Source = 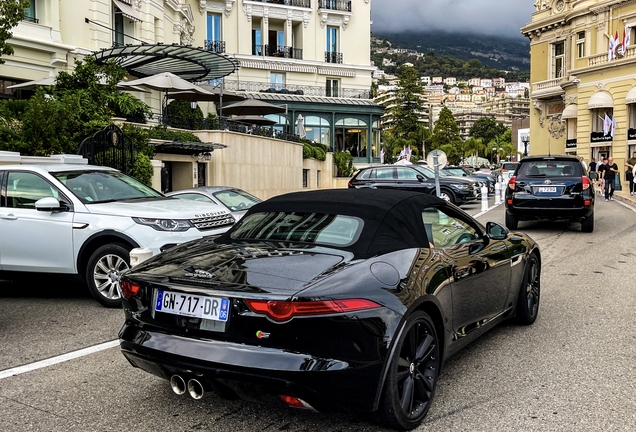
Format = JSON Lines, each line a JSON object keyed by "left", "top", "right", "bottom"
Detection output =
{"left": 597, "top": 157, "right": 607, "bottom": 195}
{"left": 625, "top": 151, "right": 636, "bottom": 195}
{"left": 601, "top": 157, "right": 618, "bottom": 201}
{"left": 588, "top": 158, "right": 598, "bottom": 186}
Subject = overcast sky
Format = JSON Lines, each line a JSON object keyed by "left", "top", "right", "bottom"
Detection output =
{"left": 371, "top": 0, "right": 536, "bottom": 38}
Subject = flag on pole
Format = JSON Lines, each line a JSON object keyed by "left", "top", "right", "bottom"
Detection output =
{"left": 380, "top": 147, "right": 385, "bottom": 164}
{"left": 603, "top": 114, "right": 612, "bottom": 135}
{"left": 625, "top": 26, "right": 631, "bottom": 49}
{"left": 399, "top": 146, "right": 406, "bottom": 160}
{"left": 407, "top": 145, "right": 412, "bottom": 161}
{"left": 611, "top": 116, "right": 617, "bottom": 137}
{"left": 609, "top": 33, "right": 616, "bottom": 61}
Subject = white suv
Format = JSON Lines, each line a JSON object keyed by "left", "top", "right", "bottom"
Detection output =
{"left": 0, "top": 164, "right": 235, "bottom": 307}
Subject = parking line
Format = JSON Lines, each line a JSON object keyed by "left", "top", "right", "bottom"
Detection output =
{"left": 473, "top": 201, "right": 503, "bottom": 219}
{"left": 0, "top": 340, "right": 119, "bottom": 380}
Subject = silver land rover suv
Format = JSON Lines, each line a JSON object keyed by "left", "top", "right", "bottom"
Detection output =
{"left": 0, "top": 164, "right": 236, "bottom": 307}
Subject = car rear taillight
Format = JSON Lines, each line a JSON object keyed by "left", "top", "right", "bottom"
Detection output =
{"left": 244, "top": 299, "right": 381, "bottom": 322}
{"left": 121, "top": 280, "right": 141, "bottom": 299}
{"left": 279, "top": 395, "right": 314, "bottom": 410}
{"left": 347, "top": 182, "right": 353, "bottom": 188}
{"left": 508, "top": 176, "right": 517, "bottom": 190}
{"left": 582, "top": 176, "right": 590, "bottom": 191}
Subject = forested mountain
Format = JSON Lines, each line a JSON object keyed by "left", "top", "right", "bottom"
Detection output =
{"left": 372, "top": 31, "right": 530, "bottom": 82}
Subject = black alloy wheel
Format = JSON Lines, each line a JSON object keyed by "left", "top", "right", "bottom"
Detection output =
{"left": 375, "top": 311, "right": 440, "bottom": 430}
{"left": 516, "top": 254, "right": 540, "bottom": 325}
{"left": 85, "top": 243, "right": 131, "bottom": 308}
{"left": 437, "top": 188, "right": 456, "bottom": 205}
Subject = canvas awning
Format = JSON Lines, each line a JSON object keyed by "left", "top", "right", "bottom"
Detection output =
{"left": 626, "top": 87, "right": 636, "bottom": 104}
{"left": 113, "top": 0, "right": 142, "bottom": 22}
{"left": 562, "top": 104, "right": 578, "bottom": 119}
{"left": 153, "top": 141, "right": 227, "bottom": 156}
{"left": 587, "top": 91, "right": 614, "bottom": 109}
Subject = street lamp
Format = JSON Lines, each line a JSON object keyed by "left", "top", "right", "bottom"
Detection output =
{"left": 521, "top": 134, "right": 529, "bottom": 157}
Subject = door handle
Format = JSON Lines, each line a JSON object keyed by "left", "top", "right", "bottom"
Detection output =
{"left": 1, "top": 214, "right": 17, "bottom": 220}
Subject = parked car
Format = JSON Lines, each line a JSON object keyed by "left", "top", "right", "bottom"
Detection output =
{"left": 0, "top": 165, "right": 236, "bottom": 307}
{"left": 166, "top": 186, "right": 262, "bottom": 221}
{"left": 505, "top": 155, "right": 595, "bottom": 232}
{"left": 443, "top": 165, "right": 496, "bottom": 193}
{"left": 495, "top": 161, "right": 519, "bottom": 182}
{"left": 119, "top": 188, "right": 541, "bottom": 430}
{"left": 348, "top": 164, "right": 478, "bottom": 205}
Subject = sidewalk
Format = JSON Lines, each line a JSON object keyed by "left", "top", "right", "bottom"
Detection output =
{"left": 597, "top": 182, "right": 636, "bottom": 208}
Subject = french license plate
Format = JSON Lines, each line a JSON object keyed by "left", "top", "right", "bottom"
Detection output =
{"left": 537, "top": 186, "right": 557, "bottom": 193}
{"left": 155, "top": 290, "right": 229, "bottom": 322}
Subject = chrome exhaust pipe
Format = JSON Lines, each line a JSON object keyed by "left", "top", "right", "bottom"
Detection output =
{"left": 187, "top": 378, "right": 205, "bottom": 400}
{"left": 170, "top": 375, "right": 187, "bottom": 396}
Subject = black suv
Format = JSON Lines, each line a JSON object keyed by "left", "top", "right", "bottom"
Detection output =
{"left": 348, "top": 165, "right": 477, "bottom": 205}
{"left": 505, "top": 155, "right": 595, "bottom": 232}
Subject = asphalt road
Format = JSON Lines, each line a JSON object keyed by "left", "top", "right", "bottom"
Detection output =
{"left": 1, "top": 196, "right": 635, "bottom": 432}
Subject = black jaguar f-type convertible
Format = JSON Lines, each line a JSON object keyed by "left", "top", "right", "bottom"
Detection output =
{"left": 119, "top": 189, "right": 541, "bottom": 430}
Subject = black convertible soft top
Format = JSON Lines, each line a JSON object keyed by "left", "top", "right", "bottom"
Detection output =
{"left": 216, "top": 189, "right": 451, "bottom": 258}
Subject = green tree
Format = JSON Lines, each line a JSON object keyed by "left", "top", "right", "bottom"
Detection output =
{"left": 469, "top": 116, "right": 507, "bottom": 148}
{"left": 0, "top": 0, "right": 29, "bottom": 65}
{"left": 388, "top": 67, "right": 423, "bottom": 140}
{"left": 431, "top": 107, "right": 460, "bottom": 149}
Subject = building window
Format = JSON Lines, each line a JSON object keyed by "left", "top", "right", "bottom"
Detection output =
{"left": 335, "top": 118, "right": 368, "bottom": 157}
{"left": 552, "top": 41, "right": 565, "bottom": 78}
{"left": 326, "top": 79, "right": 339, "bottom": 97}
{"left": 304, "top": 116, "right": 331, "bottom": 147}
{"left": 576, "top": 31, "right": 585, "bottom": 58}
{"left": 270, "top": 73, "right": 285, "bottom": 91}
{"left": 303, "top": 169, "right": 309, "bottom": 188}
{"left": 114, "top": 7, "right": 125, "bottom": 46}
{"left": 206, "top": 13, "right": 224, "bottom": 53}
{"left": 23, "top": 2, "right": 37, "bottom": 23}
{"left": 326, "top": 26, "right": 338, "bottom": 53}
{"left": 252, "top": 28, "right": 262, "bottom": 55}
{"left": 591, "top": 108, "right": 613, "bottom": 133}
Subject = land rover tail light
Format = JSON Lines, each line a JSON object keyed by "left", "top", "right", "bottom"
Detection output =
{"left": 582, "top": 176, "right": 590, "bottom": 191}
{"left": 508, "top": 176, "right": 517, "bottom": 190}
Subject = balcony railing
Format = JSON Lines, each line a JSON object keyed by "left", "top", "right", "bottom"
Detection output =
{"left": 248, "top": 0, "right": 311, "bottom": 7}
{"left": 325, "top": 51, "right": 343, "bottom": 64}
{"left": 224, "top": 79, "right": 371, "bottom": 99}
{"left": 533, "top": 77, "right": 564, "bottom": 92}
{"left": 588, "top": 45, "right": 636, "bottom": 66}
{"left": 205, "top": 40, "right": 226, "bottom": 53}
{"left": 263, "top": 44, "right": 303, "bottom": 59}
{"left": 318, "top": 0, "right": 351, "bottom": 12}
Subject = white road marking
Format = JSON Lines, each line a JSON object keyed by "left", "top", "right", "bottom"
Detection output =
{"left": 0, "top": 340, "right": 119, "bottom": 380}
{"left": 472, "top": 201, "right": 503, "bottom": 219}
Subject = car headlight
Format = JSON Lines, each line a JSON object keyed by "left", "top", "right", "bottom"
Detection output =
{"left": 451, "top": 184, "right": 470, "bottom": 190}
{"left": 133, "top": 217, "right": 193, "bottom": 232}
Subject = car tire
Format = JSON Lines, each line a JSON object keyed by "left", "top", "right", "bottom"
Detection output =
{"left": 374, "top": 311, "right": 440, "bottom": 430}
{"left": 581, "top": 212, "right": 594, "bottom": 233}
{"left": 85, "top": 243, "right": 131, "bottom": 308}
{"left": 516, "top": 254, "right": 540, "bottom": 325}
{"left": 505, "top": 212, "right": 518, "bottom": 230}
{"left": 438, "top": 188, "right": 456, "bottom": 205}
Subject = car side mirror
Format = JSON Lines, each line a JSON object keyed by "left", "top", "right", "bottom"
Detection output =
{"left": 416, "top": 174, "right": 425, "bottom": 182}
{"left": 485, "top": 221, "right": 509, "bottom": 240}
{"left": 35, "top": 197, "right": 63, "bottom": 212}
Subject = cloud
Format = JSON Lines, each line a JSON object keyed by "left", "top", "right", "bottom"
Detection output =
{"left": 371, "top": 0, "right": 536, "bottom": 37}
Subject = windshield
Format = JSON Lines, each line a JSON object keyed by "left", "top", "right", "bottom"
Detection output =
{"left": 230, "top": 212, "right": 363, "bottom": 247}
{"left": 213, "top": 189, "right": 262, "bottom": 212}
{"left": 53, "top": 170, "right": 163, "bottom": 204}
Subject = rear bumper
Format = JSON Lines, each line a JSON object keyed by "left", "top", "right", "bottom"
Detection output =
{"left": 119, "top": 323, "right": 386, "bottom": 413}
{"left": 506, "top": 203, "right": 594, "bottom": 221}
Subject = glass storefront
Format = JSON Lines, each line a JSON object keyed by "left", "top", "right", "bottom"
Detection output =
{"left": 335, "top": 118, "right": 368, "bottom": 157}
{"left": 303, "top": 115, "right": 331, "bottom": 146}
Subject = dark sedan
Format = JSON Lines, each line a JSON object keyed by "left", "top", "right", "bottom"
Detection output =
{"left": 505, "top": 155, "right": 595, "bottom": 232}
{"left": 119, "top": 189, "right": 541, "bottom": 430}
{"left": 348, "top": 165, "right": 478, "bottom": 205}
{"left": 443, "top": 165, "right": 496, "bottom": 193}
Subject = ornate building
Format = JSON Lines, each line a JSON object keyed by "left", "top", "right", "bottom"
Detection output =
{"left": 522, "top": 0, "right": 636, "bottom": 170}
